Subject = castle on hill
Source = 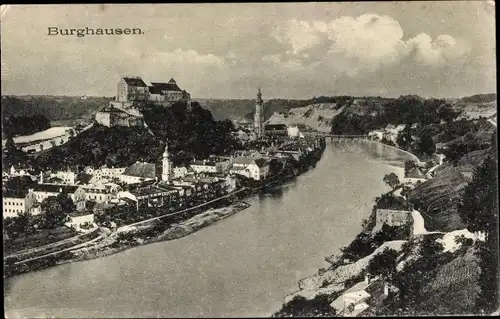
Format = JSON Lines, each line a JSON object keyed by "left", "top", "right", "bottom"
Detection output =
{"left": 95, "top": 76, "right": 191, "bottom": 127}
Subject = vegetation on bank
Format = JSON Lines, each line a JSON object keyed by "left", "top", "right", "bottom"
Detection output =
{"left": 2, "top": 137, "right": 30, "bottom": 171}
{"left": 330, "top": 95, "right": 461, "bottom": 135}
{"left": 2, "top": 114, "right": 51, "bottom": 137}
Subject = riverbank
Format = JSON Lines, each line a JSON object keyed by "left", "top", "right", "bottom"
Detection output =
{"left": 273, "top": 140, "right": 418, "bottom": 316}
{"left": 4, "top": 140, "right": 326, "bottom": 279}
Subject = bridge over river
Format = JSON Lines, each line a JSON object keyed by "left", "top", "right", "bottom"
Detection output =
{"left": 304, "top": 131, "right": 373, "bottom": 142}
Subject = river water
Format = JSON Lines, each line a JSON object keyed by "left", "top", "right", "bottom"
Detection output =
{"left": 4, "top": 141, "right": 413, "bottom": 318}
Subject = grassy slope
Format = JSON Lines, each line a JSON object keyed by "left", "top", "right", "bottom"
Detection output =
{"left": 266, "top": 103, "right": 343, "bottom": 133}
{"left": 408, "top": 167, "right": 469, "bottom": 232}
{"left": 417, "top": 247, "right": 480, "bottom": 315}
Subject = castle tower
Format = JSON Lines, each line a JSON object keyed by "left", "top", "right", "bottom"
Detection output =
{"left": 162, "top": 142, "right": 172, "bottom": 182}
{"left": 254, "top": 88, "right": 265, "bottom": 137}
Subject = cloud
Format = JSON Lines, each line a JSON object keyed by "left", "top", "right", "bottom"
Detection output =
{"left": 272, "top": 14, "right": 470, "bottom": 76}
{"left": 273, "top": 19, "right": 326, "bottom": 54}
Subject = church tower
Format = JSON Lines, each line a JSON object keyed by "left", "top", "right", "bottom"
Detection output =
{"left": 254, "top": 88, "right": 265, "bottom": 137}
{"left": 162, "top": 142, "right": 172, "bottom": 182}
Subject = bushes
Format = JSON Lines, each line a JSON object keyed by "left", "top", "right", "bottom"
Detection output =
{"left": 272, "top": 294, "right": 336, "bottom": 317}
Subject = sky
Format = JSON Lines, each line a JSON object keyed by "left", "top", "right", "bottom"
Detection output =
{"left": 0, "top": 2, "right": 496, "bottom": 99}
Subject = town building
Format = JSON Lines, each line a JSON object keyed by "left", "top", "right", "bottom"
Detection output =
{"left": 118, "top": 185, "right": 179, "bottom": 211}
{"left": 287, "top": 125, "right": 306, "bottom": 138}
{"left": 116, "top": 76, "right": 191, "bottom": 107}
{"left": 368, "top": 129, "right": 386, "bottom": 141}
{"left": 173, "top": 166, "right": 189, "bottom": 179}
{"left": 81, "top": 183, "right": 121, "bottom": 204}
{"left": 2, "top": 190, "right": 37, "bottom": 218}
{"left": 48, "top": 170, "right": 76, "bottom": 185}
{"left": 162, "top": 143, "right": 173, "bottom": 182}
{"left": 148, "top": 79, "right": 191, "bottom": 106}
{"left": 375, "top": 209, "right": 411, "bottom": 228}
{"left": 383, "top": 124, "right": 407, "bottom": 143}
{"left": 30, "top": 184, "right": 81, "bottom": 203}
{"left": 265, "top": 124, "right": 288, "bottom": 136}
{"left": 230, "top": 156, "right": 270, "bottom": 181}
{"left": 190, "top": 160, "right": 218, "bottom": 174}
{"left": 91, "top": 166, "right": 127, "bottom": 182}
{"left": 332, "top": 276, "right": 400, "bottom": 317}
{"left": 120, "top": 162, "right": 156, "bottom": 185}
{"left": 66, "top": 211, "right": 95, "bottom": 230}
{"left": 116, "top": 77, "right": 150, "bottom": 103}
{"left": 254, "top": 89, "right": 265, "bottom": 137}
{"left": 9, "top": 164, "right": 33, "bottom": 177}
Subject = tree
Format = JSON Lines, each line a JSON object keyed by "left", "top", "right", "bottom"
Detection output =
{"left": 404, "top": 160, "right": 417, "bottom": 175}
{"left": 397, "top": 126, "right": 413, "bottom": 150}
{"left": 272, "top": 294, "right": 336, "bottom": 317}
{"left": 383, "top": 172, "right": 400, "bottom": 190}
{"left": 40, "top": 192, "right": 75, "bottom": 229}
{"left": 368, "top": 247, "right": 400, "bottom": 279}
{"left": 416, "top": 132, "right": 436, "bottom": 156}
{"left": 459, "top": 152, "right": 499, "bottom": 313}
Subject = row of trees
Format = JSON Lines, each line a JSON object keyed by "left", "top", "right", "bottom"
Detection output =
{"left": 330, "top": 96, "right": 461, "bottom": 136}
{"left": 2, "top": 114, "right": 51, "bottom": 137}
{"left": 458, "top": 132, "right": 498, "bottom": 313}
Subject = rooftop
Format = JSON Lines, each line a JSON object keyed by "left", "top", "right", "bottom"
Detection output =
{"left": 32, "top": 184, "right": 79, "bottom": 194}
{"left": 191, "top": 160, "right": 217, "bottom": 166}
{"left": 265, "top": 124, "right": 288, "bottom": 131}
{"left": 130, "top": 185, "right": 176, "bottom": 197}
{"left": 149, "top": 81, "right": 182, "bottom": 94}
{"left": 122, "top": 77, "right": 148, "bottom": 87}
{"left": 123, "top": 162, "right": 156, "bottom": 179}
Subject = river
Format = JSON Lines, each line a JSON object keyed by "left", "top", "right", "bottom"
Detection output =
{"left": 4, "top": 141, "right": 414, "bottom": 318}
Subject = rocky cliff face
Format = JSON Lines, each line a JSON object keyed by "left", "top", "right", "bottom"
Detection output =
{"left": 266, "top": 103, "right": 344, "bottom": 133}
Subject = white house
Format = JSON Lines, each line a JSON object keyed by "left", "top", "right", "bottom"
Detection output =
{"left": 230, "top": 156, "right": 270, "bottom": 181}
{"left": 330, "top": 276, "right": 379, "bottom": 316}
{"left": 31, "top": 184, "right": 81, "bottom": 204}
{"left": 190, "top": 160, "right": 218, "bottom": 174}
{"left": 66, "top": 211, "right": 95, "bottom": 230}
{"left": 173, "top": 166, "right": 189, "bottom": 179}
{"left": 49, "top": 170, "right": 76, "bottom": 185}
{"left": 92, "top": 166, "right": 126, "bottom": 182}
{"left": 119, "top": 162, "right": 156, "bottom": 184}
{"left": 3, "top": 190, "right": 37, "bottom": 218}
{"left": 383, "top": 124, "right": 406, "bottom": 143}
{"left": 368, "top": 129, "right": 385, "bottom": 141}
{"left": 81, "top": 183, "right": 121, "bottom": 204}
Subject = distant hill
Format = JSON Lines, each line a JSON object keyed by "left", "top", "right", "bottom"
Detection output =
{"left": 197, "top": 98, "right": 311, "bottom": 122}
{"left": 1, "top": 95, "right": 113, "bottom": 126}
{"left": 196, "top": 99, "right": 256, "bottom": 121}
{"left": 459, "top": 93, "right": 497, "bottom": 104}
{"left": 451, "top": 93, "right": 497, "bottom": 120}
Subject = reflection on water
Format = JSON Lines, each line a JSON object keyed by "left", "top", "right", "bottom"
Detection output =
{"left": 4, "top": 141, "right": 413, "bottom": 318}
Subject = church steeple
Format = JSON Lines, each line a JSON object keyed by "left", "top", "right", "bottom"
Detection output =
{"left": 254, "top": 88, "right": 265, "bottom": 137}
{"left": 162, "top": 141, "right": 172, "bottom": 182}
{"left": 257, "top": 88, "right": 263, "bottom": 104}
